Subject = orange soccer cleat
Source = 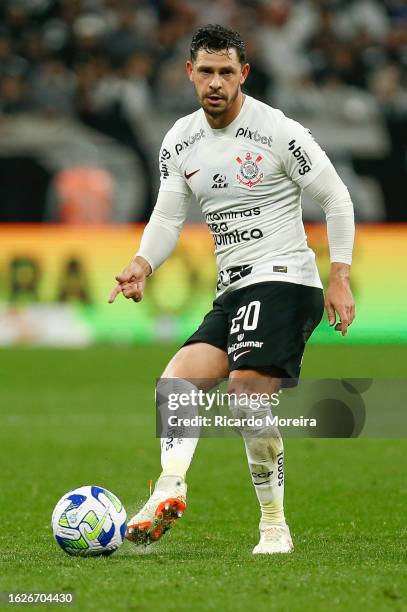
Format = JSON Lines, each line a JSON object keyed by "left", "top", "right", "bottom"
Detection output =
{"left": 126, "top": 476, "right": 187, "bottom": 545}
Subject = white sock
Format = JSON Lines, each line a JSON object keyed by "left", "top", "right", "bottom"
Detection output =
{"left": 230, "top": 400, "right": 285, "bottom": 526}
{"left": 243, "top": 425, "right": 285, "bottom": 527}
{"left": 157, "top": 378, "right": 200, "bottom": 480}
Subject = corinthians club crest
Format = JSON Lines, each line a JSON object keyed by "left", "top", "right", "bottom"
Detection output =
{"left": 236, "top": 152, "right": 264, "bottom": 187}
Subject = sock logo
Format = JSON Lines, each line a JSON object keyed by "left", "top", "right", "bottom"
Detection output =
{"left": 251, "top": 470, "right": 273, "bottom": 485}
{"left": 288, "top": 139, "right": 312, "bottom": 175}
{"left": 164, "top": 429, "right": 176, "bottom": 451}
{"left": 277, "top": 451, "right": 284, "bottom": 487}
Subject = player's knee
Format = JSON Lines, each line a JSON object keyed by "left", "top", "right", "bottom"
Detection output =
{"left": 156, "top": 377, "right": 198, "bottom": 402}
{"left": 161, "top": 344, "right": 228, "bottom": 383}
{"left": 228, "top": 369, "right": 280, "bottom": 397}
{"left": 227, "top": 371, "right": 283, "bottom": 438}
{"left": 156, "top": 377, "right": 200, "bottom": 437}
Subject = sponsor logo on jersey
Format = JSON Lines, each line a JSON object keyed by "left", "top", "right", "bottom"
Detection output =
{"left": 205, "top": 205, "right": 263, "bottom": 255}
{"left": 288, "top": 139, "right": 312, "bottom": 175}
{"left": 210, "top": 227, "right": 263, "bottom": 247}
{"left": 184, "top": 168, "right": 200, "bottom": 180}
{"left": 159, "top": 147, "right": 171, "bottom": 179}
{"left": 228, "top": 340, "right": 264, "bottom": 355}
{"left": 212, "top": 173, "right": 228, "bottom": 189}
{"left": 175, "top": 128, "right": 205, "bottom": 155}
{"left": 236, "top": 152, "right": 264, "bottom": 187}
{"left": 217, "top": 265, "right": 253, "bottom": 290}
{"left": 206, "top": 207, "right": 260, "bottom": 221}
{"left": 235, "top": 127, "right": 273, "bottom": 147}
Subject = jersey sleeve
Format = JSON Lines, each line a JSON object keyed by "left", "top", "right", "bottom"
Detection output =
{"left": 136, "top": 189, "right": 190, "bottom": 272}
{"left": 159, "top": 127, "right": 190, "bottom": 195}
{"left": 277, "top": 116, "right": 330, "bottom": 189}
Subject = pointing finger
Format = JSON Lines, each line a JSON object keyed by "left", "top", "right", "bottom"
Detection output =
{"left": 108, "top": 283, "right": 122, "bottom": 304}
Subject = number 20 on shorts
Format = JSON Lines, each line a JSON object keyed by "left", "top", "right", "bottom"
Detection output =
{"left": 230, "top": 300, "right": 261, "bottom": 334}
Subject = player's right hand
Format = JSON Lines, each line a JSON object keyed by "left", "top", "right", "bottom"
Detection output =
{"left": 108, "top": 256, "right": 152, "bottom": 304}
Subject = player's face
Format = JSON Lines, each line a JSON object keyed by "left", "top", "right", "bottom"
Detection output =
{"left": 186, "top": 49, "right": 250, "bottom": 124}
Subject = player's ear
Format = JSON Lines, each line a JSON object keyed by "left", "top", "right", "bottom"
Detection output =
{"left": 240, "top": 62, "right": 250, "bottom": 85}
{"left": 186, "top": 60, "right": 194, "bottom": 81}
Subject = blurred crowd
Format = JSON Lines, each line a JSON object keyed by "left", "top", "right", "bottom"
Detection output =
{"left": 0, "top": 0, "right": 406, "bottom": 221}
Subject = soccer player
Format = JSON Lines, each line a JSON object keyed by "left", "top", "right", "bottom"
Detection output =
{"left": 109, "top": 24, "right": 355, "bottom": 554}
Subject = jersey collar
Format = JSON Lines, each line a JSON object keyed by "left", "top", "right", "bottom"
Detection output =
{"left": 201, "top": 94, "right": 252, "bottom": 136}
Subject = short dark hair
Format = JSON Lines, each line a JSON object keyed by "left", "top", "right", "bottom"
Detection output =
{"left": 190, "top": 24, "right": 246, "bottom": 64}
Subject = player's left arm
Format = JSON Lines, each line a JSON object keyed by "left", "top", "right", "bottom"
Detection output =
{"left": 303, "top": 164, "right": 355, "bottom": 336}
{"left": 278, "top": 116, "right": 355, "bottom": 336}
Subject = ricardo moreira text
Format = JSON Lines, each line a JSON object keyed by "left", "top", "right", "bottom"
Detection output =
{"left": 166, "top": 414, "right": 317, "bottom": 429}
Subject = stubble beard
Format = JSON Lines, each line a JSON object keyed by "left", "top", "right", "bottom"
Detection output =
{"left": 199, "top": 86, "right": 240, "bottom": 119}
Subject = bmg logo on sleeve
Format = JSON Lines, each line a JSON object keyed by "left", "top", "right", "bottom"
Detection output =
{"left": 288, "top": 139, "right": 312, "bottom": 175}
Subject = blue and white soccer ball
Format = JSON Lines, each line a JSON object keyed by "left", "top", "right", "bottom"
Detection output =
{"left": 52, "top": 485, "right": 127, "bottom": 556}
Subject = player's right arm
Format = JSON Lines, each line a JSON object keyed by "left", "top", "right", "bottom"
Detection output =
{"left": 109, "top": 128, "right": 191, "bottom": 304}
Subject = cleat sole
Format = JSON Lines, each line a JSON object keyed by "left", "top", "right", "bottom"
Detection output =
{"left": 126, "top": 497, "right": 186, "bottom": 546}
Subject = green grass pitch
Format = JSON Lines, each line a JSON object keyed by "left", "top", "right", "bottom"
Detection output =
{"left": 1, "top": 345, "right": 406, "bottom": 611}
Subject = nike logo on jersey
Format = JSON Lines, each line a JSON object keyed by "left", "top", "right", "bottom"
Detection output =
{"left": 184, "top": 169, "right": 200, "bottom": 180}
{"left": 232, "top": 349, "right": 252, "bottom": 362}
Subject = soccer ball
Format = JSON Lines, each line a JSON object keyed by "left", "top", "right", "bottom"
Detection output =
{"left": 51, "top": 485, "right": 127, "bottom": 556}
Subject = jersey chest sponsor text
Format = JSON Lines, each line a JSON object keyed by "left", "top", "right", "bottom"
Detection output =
{"left": 205, "top": 206, "right": 264, "bottom": 248}
{"left": 210, "top": 226, "right": 263, "bottom": 246}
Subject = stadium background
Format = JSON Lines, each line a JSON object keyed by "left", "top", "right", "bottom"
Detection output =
{"left": 1, "top": 1, "right": 406, "bottom": 610}
{"left": 0, "top": 0, "right": 406, "bottom": 344}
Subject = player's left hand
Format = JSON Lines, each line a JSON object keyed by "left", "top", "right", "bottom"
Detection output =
{"left": 325, "top": 265, "right": 355, "bottom": 336}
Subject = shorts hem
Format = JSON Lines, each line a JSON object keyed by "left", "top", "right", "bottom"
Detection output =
{"left": 182, "top": 338, "right": 227, "bottom": 353}
{"left": 229, "top": 363, "right": 300, "bottom": 387}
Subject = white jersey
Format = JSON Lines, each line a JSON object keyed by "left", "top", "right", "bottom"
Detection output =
{"left": 158, "top": 95, "right": 330, "bottom": 295}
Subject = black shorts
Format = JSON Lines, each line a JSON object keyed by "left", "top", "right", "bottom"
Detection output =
{"left": 183, "top": 281, "right": 324, "bottom": 383}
